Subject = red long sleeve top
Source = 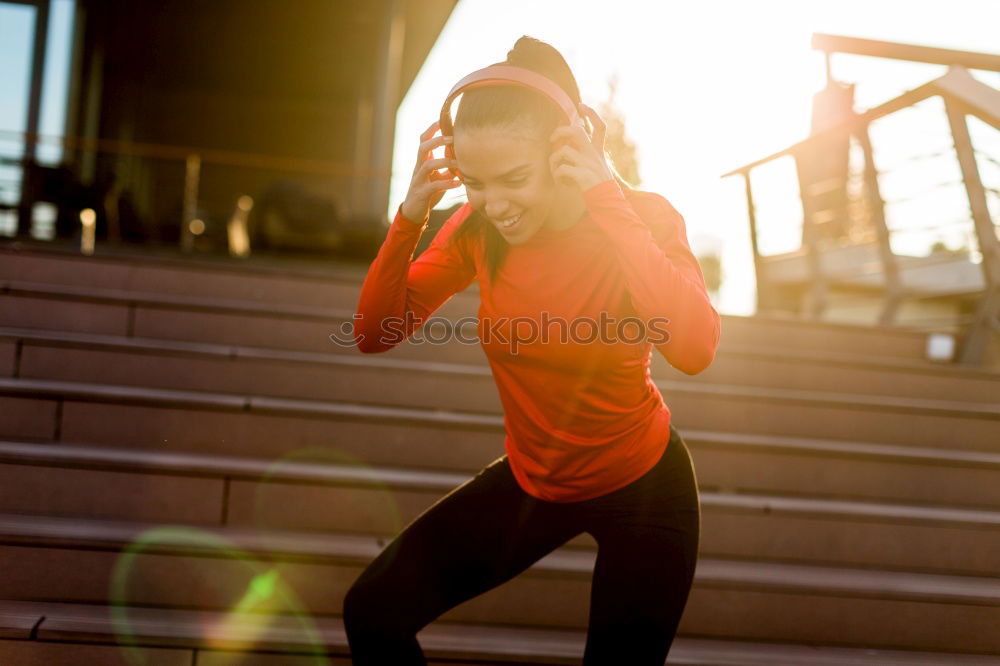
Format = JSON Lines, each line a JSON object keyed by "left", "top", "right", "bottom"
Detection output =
{"left": 354, "top": 178, "right": 721, "bottom": 502}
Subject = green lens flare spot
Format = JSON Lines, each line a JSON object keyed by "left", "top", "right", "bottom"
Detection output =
{"left": 250, "top": 569, "right": 279, "bottom": 599}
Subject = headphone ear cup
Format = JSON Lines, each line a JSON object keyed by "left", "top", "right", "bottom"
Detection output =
{"left": 438, "top": 115, "right": 460, "bottom": 179}
{"left": 444, "top": 144, "right": 462, "bottom": 180}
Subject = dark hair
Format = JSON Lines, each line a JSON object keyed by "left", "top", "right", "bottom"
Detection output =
{"left": 445, "top": 35, "right": 636, "bottom": 285}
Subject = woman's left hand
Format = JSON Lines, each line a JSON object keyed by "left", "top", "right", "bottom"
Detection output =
{"left": 549, "top": 102, "right": 615, "bottom": 192}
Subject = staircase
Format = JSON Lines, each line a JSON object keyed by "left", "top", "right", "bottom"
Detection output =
{"left": 1, "top": 240, "right": 998, "bottom": 665}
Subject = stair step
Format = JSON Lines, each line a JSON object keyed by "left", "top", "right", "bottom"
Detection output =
{"left": 2, "top": 373, "right": 997, "bottom": 455}
{"left": 1, "top": 438, "right": 998, "bottom": 524}
{"left": 5, "top": 324, "right": 999, "bottom": 406}
{"left": 3, "top": 373, "right": 1000, "bottom": 510}
{"left": 0, "top": 239, "right": 406, "bottom": 308}
{"left": 2, "top": 241, "right": 999, "bottom": 658}
{"left": 3, "top": 275, "right": 968, "bottom": 369}
{"left": 1, "top": 439, "right": 998, "bottom": 576}
{"left": 1, "top": 514, "right": 999, "bottom": 652}
{"left": 0, "top": 243, "right": 973, "bottom": 367}
{"left": 2, "top": 512, "right": 999, "bottom": 604}
{"left": 6, "top": 239, "right": 998, "bottom": 368}
{"left": 5, "top": 599, "right": 998, "bottom": 665}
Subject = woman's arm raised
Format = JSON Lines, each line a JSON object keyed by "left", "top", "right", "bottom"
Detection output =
{"left": 584, "top": 179, "right": 721, "bottom": 375}
{"left": 353, "top": 203, "right": 477, "bottom": 354}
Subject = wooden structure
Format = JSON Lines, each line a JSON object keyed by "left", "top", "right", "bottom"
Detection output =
{"left": 725, "top": 34, "right": 1000, "bottom": 366}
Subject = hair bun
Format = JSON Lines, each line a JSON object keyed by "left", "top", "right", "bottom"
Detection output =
{"left": 503, "top": 35, "right": 581, "bottom": 106}
{"left": 507, "top": 36, "right": 549, "bottom": 60}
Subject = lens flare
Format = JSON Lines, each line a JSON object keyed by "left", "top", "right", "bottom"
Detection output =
{"left": 109, "top": 526, "right": 329, "bottom": 664}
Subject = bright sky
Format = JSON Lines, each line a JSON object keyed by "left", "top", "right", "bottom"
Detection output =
{"left": 391, "top": 0, "right": 1000, "bottom": 316}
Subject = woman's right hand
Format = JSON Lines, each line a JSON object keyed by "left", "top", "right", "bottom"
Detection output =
{"left": 400, "top": 120, "right": 463, "bottom": 224}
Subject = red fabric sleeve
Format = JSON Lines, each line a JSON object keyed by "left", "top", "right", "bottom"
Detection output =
{"left": 354, "top": 203, "right": 477, "bottom": 353}
{"left": 582, "top": 178, "right": 722, "bottom": 375}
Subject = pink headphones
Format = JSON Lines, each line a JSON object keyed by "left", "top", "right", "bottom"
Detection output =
{"left": 438, "top": 64, "right": 590, "bottom": 181}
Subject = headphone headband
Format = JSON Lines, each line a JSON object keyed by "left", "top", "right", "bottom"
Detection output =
{"left": 441, "top": 64, "right": 582, "bottom": 130}
{"left": 439, "top": 64, "right": 585, "bottom": 180}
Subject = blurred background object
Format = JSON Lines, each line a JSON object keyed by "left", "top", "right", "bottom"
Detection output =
{"left": 1, "top": 0, "right": 457, "bottom": 260}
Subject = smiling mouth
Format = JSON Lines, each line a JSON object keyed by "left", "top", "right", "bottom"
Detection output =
{"left": 494, "top": 212, "right": 524, "bottom": 231}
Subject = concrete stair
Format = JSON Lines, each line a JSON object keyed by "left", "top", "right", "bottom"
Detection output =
{"left": 1, "top": 241, "right": 998, "bottom": 664}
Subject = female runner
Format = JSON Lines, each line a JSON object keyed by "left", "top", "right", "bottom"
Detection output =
{"left": 345, "top": 35, "right": 721, "bottom": 666}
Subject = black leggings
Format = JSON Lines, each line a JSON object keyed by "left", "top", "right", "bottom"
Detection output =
{"left": 343, "top": 423, "right": 701, "bottom": 665}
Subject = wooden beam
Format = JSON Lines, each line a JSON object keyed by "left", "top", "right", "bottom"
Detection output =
{"left": 812, "top": 33, "right": 1000, "bottom": 72}
{"left": 945, "top": 99, "right": 1000, "bottom": 366}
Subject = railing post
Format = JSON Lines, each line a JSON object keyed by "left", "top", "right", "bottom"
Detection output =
{"left": 855, "top": 124, "right": 903, "bottom": 325}
{"left": 15, "top": 0, "right": 50, "bottom": 239}
{"left": 180, "top": 153, "right": 201, "bottom": 253}
{"left": 742, "top": 171, "right": 772, "bottom": 313}
{"left": 944, "top": 98, "right": 1000, "bottom": 366}
{"left": 795, "top": 148, "right": 828, "bottom": 320}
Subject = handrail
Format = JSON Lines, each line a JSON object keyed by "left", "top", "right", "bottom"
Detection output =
{"left": 722, "top": 64, "right": 1000, "bottom": 366}
{"left": 722, "top": 66, "right": 1000, "bottom": 178}
{"left": 0, "top": 128, "right": 391, "bottom": 180}
{"left": 1, "top": 126, "right": 390, "bottom": 256}
{"left": 812, "top": 33, "right": 1000, "bottom": 72}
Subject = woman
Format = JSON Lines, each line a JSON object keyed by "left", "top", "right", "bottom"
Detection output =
{"left": 346, "top": 35, "right": 721, "bottom": 665}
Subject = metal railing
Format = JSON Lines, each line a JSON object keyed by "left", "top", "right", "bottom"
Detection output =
{"left": 0, "top": 127, "right": 392, "bottom": 256}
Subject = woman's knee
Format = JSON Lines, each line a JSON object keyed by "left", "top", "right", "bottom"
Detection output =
{"left": 342, "top": 572, "right": 428, "bottom": 639}
{"left": 342, "top": 578, "right": 428, "bottom": 664}
{"left": 342, "top": 570, "right": 407, "bottom": 629}
{"left": 342, "top": 579, "right": 379, "bottom": 632}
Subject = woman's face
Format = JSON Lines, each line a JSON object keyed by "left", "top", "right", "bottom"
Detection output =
{"left": 453, "top": 123, "right": 581, "bottom": 245}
